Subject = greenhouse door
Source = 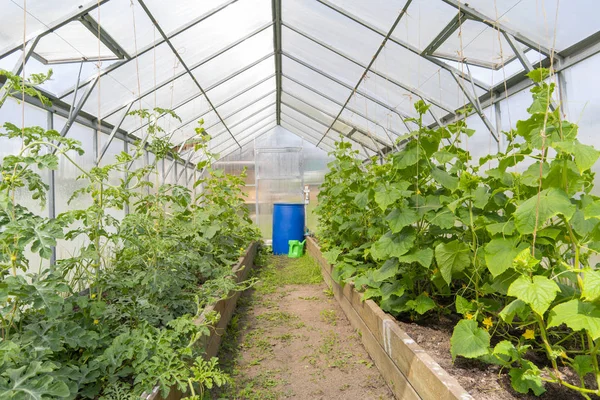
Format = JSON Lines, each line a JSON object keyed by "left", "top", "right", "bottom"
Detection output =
{"left": 255, "top": 146, "right": 304, "bottom": 241}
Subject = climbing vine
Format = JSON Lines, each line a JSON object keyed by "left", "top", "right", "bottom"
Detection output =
{"left": 316, "top": 68, "right": 600, "bottom": 397}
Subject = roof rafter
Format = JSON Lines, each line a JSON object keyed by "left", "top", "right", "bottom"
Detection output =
{"left": 318, "top": 1, "right": 412, "bottom": 146}
{"left": 138, "top": 0, "right": 241, "bottom": 149}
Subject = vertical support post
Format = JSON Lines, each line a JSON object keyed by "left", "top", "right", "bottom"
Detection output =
{"left": 123, "top": 139, "right": 130, "bottom": 215}
{"left": 272, "top": 0, "right": 282, "bottom": 125}
{"left": 494, "top": 102, "right": 502, "bottom": 153}
{"left": 48, "top": 111, "right": 57, "bottom": 266}
{"left": 254, "top": 137, "right": 259, "bottom": 228}
{"left": 557, "top": 70, "right": 569, "bottom": 118}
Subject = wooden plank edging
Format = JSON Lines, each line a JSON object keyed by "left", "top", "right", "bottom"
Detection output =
{"left": 144, "top": 241, "right": 259, "bottom": 400}
{"left": 307, "top": 237, "right": 473, "bottom": 400}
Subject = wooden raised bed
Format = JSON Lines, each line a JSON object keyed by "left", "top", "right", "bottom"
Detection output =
{"left": 306, "top": 237, "right": 473, "bottom": 400}
{"left": 144, "top": 242, "right": 259, "bottom": 400}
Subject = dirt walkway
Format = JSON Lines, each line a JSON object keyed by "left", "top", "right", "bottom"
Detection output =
{"left": 212, "top": 252, "right": 394, "bottom": 400}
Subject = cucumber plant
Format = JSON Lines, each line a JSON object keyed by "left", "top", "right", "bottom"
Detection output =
{"left": 316, "top": 68, "right": 600, "bottom": 397}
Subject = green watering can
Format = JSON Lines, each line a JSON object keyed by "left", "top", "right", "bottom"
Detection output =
{"left": 288, "top": 239, "right": 306, "bottom": 258}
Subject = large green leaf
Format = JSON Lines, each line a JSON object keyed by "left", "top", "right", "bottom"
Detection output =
{"left": 386, "top": 208, "right": 419, "bottom": 233}
{"left": 582, "top": 269, "right": 600, "bottom": 302}
{"left": 431, "top": 167, "right": 458, "bottom": 192}
{"left": 450, "top": 319, "right": 490, "bottom": 360}
{"left": 372, "top": 259, "right": 400, "bottom": 282}
{"left": 370, "top": 230, "right": 416, "bottom": 261}
{"left": 435, "top": 240, "right": 471, "bottom": 284}
{"left": 374, "top": 187, "right": 402, "bottom": 212}
{"left": 499, "top": 299, "right": 530, "bottom": 324}
{"left": 514, "top": 188, "right": 575, "bottom": 234}
{"left": 548, "top": 299, "right": 600, "bottom": 340}
{"left": 553, "top": 140, "right": 600, "bottom": 174}
{"left": 0, "top": 361, "right": 70, "bottom": 399}
{"left": 507, "top": 275, "right": 560, "bottom": 315}
{"left": 397, "top": 248, "right": 433, "bottom": 268}
{"left": 484, "top": 237, "right": 526, "bottom": 277}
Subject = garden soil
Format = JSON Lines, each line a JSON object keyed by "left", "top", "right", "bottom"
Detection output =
{"left": 212, "top": 254, "right": 394, "bottom": 399}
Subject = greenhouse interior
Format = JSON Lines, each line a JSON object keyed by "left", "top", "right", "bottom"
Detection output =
{"left": 2, "top": 0, "right": 600, "bottom": 399}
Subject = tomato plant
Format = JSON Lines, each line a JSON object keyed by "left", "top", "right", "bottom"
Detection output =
{"left": 316, "top": 68, "right": 600, "bottom": 398}
{"left": 0, "top": 73, "right": 259, "bottom": 399}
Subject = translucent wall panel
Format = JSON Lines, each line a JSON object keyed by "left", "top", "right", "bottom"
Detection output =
{"left": 170, "top": 0, "right": 272, "bottom": 66}
{"left": 0, "top": 98, "right": 49, "bottom": 272}
{"left": 462, "top": 0, "right": 600, "bottom": 51}
{"left": 53, "top": 117, "right": 95, "bottom": 262}
{"left": 564, "top": 52, "right": 600, "bottom": 195}
{"left": 392, "top": 0, "right": 457, "bottom": 51}
{"left": 35, "top": 22, "right": 116, "bottom": 63}
{"left": 283, "top": 0, "right": 383, "bottom": 65}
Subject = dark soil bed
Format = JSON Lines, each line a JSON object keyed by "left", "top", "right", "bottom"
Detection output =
{"left": 396, "top": 316, "right": 587, "bottom": 400}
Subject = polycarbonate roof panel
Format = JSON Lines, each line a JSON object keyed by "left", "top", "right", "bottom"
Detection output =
{"left": 170, "top": 0, "right": 272, "bottom": 66}
{"left": 222, "top": 94, "right": 277, "bottom": 128}
{"left": 205, "top": 57, "right": 275, "bottom": 105}
{"left": 326, "top": 0, "right": 408, "bottom": 33}
{"left": 2, "top": 0, "right": 600, "bottom": 158}
{"left": 434, "top": 19, "right": 526, "bottom": 68}
{"left": 0, "top": 0, "right": 84, "bottom": 51}
{"left": 462, "top": 0, "right": 600, "bottom": 51}
{"left": 282, "top": 0, "right": 382, "bottom": 65}
{"left": 190, "top": 28, "right": 274, "bottom": 89}
{"left": 282, "top": 26, "right": 365, "bottom": 86}
{"left": 282, "top": 56, "right": 352, "bottom": 104}
{"left": 89, "top": 0, "right": 158, "bottom": 55}
{"left": 35, "top": 22, "right": 117, "bottom": 63}
{"left": 281, "top": 91, "right": 353, "bottom": 135}
{"left": 280, "top": 119, "right": 337, "bottom": 151}
{"left": 143, "top": 0, "right": 231, "bottom": 34}
{"left": 392, "top": 0, "right": 457, "bottom": 51}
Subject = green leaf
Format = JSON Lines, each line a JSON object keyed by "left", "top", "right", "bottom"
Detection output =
{"left": 374, "top": 187, "right": 402, "bottom": 212}
{"left": 0, "top": 361, "right": 70, "bottom": 399}
{"left": 455, "top": 295, "right": 475, "bottom": 315}
{"left": 424, "top": 207, "right": 455, "bottom": 229}
{"left": 485, "top": 221, "right": 515, "bottom": 236}
{"left": 323, "top": 248, "right": 342, "bottom": 265}
{"left": 380, "top": 281, "right": 406, "bottom": 300}
{"left": 370, "top": 230, "right": 416, "bottom": 261}
{"left": 512, "top": 247, "right": 540, "bottom": 272}
{"left": 499, "top": 299, "right": 530, "bottom": 324}
{"left": 435, "top": 240, "right": 471, "bottom": 284}
{"left": 354, "top": 190, "right": 370, "bottom": 208}
{"left": 514, "top": 188, "right": 576, "bottom": 234}
{"left": 507, "top": 275, "right": 560, "bottom": 315}
{"left": 431, "top": 167, "right": 458, "bottom": 192}
{"left": 372, "top": 259, "right": 399, "bottom": 282}
{"left": 548, "top": 299, "right": 600, "bottom": 340}
{"left": 433, "top": 150, "right": 456, "bottom": 164}
{"left": 397, "top": 248, "right": 433, "bottom": 268}
{"left": 571, "top": 355, "right": 595, "bottom": 378}
{"left": 553, "top": 140, "right": 600, "bottom": 174}
{"left": 582, "top": 269, "right": 600, "bottom": 302}
{"left": 450, "top": 319, "right": 490, "bottom": 360}
{"left": 407, "top": 294, "right": 436, "bottom": 315}
{"left": 484, "top": 237, "right": 526, "bottom": 277}
{"left": 509, "top": 361, "right": 545, "bottom": 396}
{"left": 386, "top": 208, "right": 419, "bottom": 233}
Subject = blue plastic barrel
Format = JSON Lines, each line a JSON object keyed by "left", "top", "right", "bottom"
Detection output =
{"left": 272, "top": 203, "right": 305, "bottom": 255}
